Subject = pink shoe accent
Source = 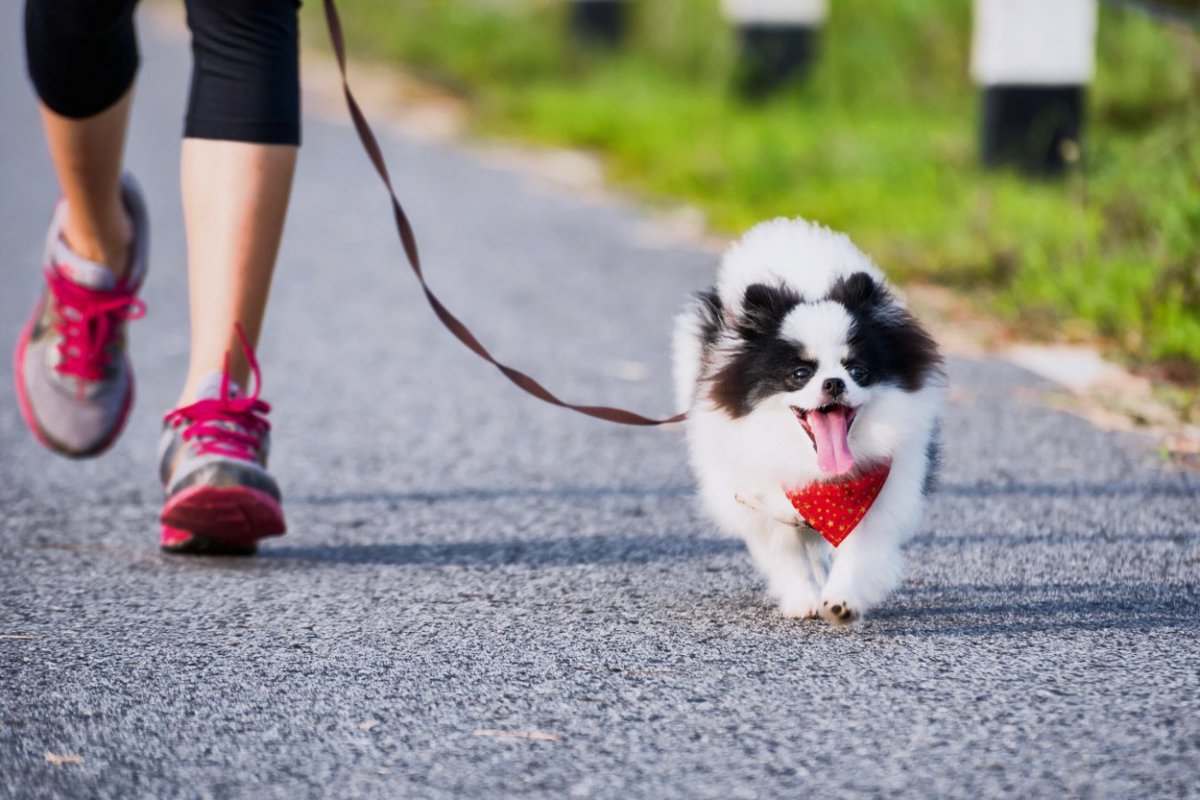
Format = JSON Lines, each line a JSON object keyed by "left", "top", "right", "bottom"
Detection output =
{"left": 12, "top": 298, "right": 137, "bottom": 458}
{"left": 159, "top": 325, "right": 284, "bottom": 552}
{"left": 160, "top": 525, "right": 195, "bottom": 549}
{"left": 160, "top": 484, "right": 286, "bottom": 546}
{"left": 12, "top": 178, "right": 147, "bottom": 459}
{"left": 13, "top": 309, "right": 49, "bottom": 451}
{"left": 162, "top": 324, "right": 269, "bottom": 460}
{"left": 46, "top": 267, "right": 146, "bottom": 385}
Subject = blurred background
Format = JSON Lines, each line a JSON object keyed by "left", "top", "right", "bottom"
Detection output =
{"left": 304, "top": 0, "right": 1200, "bottom": 418}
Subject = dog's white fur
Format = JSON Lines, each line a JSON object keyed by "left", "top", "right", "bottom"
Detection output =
{"left": 674, "top": 218, "right": 945, "bottom": 624}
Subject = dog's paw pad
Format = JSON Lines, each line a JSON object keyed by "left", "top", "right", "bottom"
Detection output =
{"left": 821, "top": 599, "right": 860, "bottom": 625}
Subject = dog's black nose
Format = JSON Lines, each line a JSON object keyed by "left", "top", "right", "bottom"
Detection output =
{"left": 823, "top": 377, "right": 845, "bottom": 398}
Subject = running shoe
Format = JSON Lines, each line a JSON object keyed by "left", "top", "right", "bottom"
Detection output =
{"left": 158, "top": 325, "right": 285, "bottom": 555}
{"left": 14, "top": 174, "right": 149, "bottom": 458}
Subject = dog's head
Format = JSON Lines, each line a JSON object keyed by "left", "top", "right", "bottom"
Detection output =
{"left": 704, "top": 272, "right": 941, "bottom": 476}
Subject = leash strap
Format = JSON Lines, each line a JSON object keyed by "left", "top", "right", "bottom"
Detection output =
{"left": 321, "top": 0, "right": 686, "bottom": 426}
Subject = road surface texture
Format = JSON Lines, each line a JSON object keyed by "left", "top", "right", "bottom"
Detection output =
{"left": 2, "top": 6, "right": 1198, "bottom": 799}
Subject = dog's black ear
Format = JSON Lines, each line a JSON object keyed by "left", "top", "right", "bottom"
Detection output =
{"left": 828, "top": 272, "right": 889, "bottom": 312}
{"left": 737, "top": 283, "right": 800, "bottom": 339}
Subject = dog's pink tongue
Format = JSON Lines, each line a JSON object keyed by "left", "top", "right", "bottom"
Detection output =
{"left": 809, "top": 407, "right": 856, "bottom": 476}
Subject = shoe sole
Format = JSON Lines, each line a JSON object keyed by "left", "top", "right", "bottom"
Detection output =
{"left": 160, "top": 484, "right": 286, "bottom": 550}
{"left": 160, "top": 524, "right": 259, "bottom": 556}
{"left": 12, "top": 303, "right": 135, "bottom": 460}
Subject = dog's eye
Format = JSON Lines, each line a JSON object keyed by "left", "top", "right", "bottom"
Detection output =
{"left": 847, "top": 363, "right": 869, "bottom": 383}
{"left": 792, "top": 365, "right": 814, "bottom": 382}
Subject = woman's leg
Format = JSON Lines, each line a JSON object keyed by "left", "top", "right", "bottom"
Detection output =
{"left": 26, "top": 0, "right": 140, "bottom": 277}
{"left": 16, "top": 0, "right": 149, "bottom": 459}
{"left": 37, "top": 92, "right": 135, "bottom": 278}
{"left": 157, "top": 0, "right": 301, "bottom": 554}
{"left": 178, "top": 140, "right": 296, "bottom": 404}
{"left": 175, "top": 0, "right": 302, "bottom": 402}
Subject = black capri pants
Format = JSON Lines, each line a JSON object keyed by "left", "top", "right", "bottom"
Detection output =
{"left": 25, "top": 0, "right": 301, "bottom": 146}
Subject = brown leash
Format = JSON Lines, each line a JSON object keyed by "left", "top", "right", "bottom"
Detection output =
{"left": 321, "top": 0, "right": 686, "bottom": 427}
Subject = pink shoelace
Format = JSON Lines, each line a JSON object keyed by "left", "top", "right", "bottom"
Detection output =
{"left": 163, "top": 324, "right": 271, "bottom": 461}
{"left": 48, "top": 267, "right": 146, "bottom": 384}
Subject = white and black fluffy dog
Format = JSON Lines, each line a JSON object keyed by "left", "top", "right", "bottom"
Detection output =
{"left": 673, "top": 218, "right": 945, "bottom": 625}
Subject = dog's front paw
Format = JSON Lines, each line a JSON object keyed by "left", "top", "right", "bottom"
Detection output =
{"left": 779, "top": 598, "right": 820, "bottom": 620}
{"left": 819, "top": 598, "right": 861, "bottom": 625}
{"left": 777, "top": 585, "right": 822, "bottom": 620}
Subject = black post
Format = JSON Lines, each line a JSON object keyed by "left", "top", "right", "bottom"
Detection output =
{"left": 724, "top": 0, "right": 827, "bottom": 97}
{"left": 569, "top": 0, "right": 628, "bottom": 47}
{"left": 972, "top": 0, "right": 1096, "bottom": 175}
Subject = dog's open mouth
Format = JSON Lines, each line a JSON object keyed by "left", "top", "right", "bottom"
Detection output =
{"left": 792, "top": 404, "right": 859, "bottom": 476}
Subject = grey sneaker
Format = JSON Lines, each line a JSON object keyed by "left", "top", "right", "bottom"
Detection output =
{"left": 158, "top": 330, "right": 285, "bottom": 555}
{"left": 13, "top": 173, "right": 149, "bottom": 458}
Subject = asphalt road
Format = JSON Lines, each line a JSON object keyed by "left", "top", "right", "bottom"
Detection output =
{"left": 2, "top": 6, "right": 1198, "bottom": 799}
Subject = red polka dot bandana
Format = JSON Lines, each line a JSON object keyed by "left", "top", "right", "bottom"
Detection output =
{"left": 783, "top": 462, "right": 892, "bottom": 548}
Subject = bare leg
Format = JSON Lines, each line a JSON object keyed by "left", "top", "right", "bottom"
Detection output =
{"left": 178, "top": 138, "right": 296, "bottom": 404}
{"left": 37, "top": 89, "right": 135, "bottom": 276}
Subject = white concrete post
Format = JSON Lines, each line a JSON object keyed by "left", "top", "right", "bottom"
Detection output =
{"left": 972, "top": 0, "right": 1098, "bottom": 174}
{"left": 723, "top": 0, "right": 828, "bottom": 96}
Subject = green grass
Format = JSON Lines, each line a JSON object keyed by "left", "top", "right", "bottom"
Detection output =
{"left": 308, "top": 0, "right": 1200, "bottom": 378}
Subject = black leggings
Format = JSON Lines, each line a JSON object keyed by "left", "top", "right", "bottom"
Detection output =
{"left": 25, "top": 0, "right": 301, "bottom": 145}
